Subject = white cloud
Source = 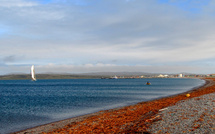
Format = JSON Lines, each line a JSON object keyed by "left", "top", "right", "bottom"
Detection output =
{"left": 1, "top": 0, "right": 215, "bottom": 74}
{"left": 0, "top": 0, "right": 38, "bottom": 8}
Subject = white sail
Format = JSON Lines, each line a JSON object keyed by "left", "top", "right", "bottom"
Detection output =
{"left": 31, "top": 65, "right": 36, "bottom": 81}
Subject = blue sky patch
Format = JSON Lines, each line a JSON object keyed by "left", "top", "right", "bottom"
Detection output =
{"left": 158, "top": 0, "right": 210, "bottom": 14}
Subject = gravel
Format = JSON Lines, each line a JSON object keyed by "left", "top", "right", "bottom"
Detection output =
{"left": 148, "top": 93, "right": 215, "bottom": 134}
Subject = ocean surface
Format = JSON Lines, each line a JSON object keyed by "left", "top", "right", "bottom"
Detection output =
{"left": 0, "top": 78, "right": 205, "bottom": 133}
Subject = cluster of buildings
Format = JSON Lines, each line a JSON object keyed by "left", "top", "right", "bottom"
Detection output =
{"left": 108, "top": 73, "right": 210, "bottom": 79}
{"left": 207, "top": 74, "right": 215, "bottom": 77}
{"left": 126, "top": 74, "right": 184, "bottom": 79}
{"left": 157, "top": 74, "right": 183, "bottom": 78}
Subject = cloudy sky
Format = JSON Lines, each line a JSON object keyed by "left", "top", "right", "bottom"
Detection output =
{"left": 0, "top": 0, "right": 215, "bottom": 75}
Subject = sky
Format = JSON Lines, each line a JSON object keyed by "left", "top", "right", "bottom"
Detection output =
{"left": 0, "top": 0, "right": 215, "bottom": 75}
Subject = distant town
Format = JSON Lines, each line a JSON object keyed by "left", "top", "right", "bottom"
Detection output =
{"left": 0, "top": 73, "right": 214, "bottom": 80}
{"left": 103, "top": 73, "right": 211, "bottom": 79}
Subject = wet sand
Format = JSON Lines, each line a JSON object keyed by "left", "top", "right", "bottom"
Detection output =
{"left": 13, "top": 78, "right": 215, "bottom": 134}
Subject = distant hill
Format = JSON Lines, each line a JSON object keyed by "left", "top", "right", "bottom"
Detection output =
{"left": 0, "top": 72, "right": 206, "bottom": 80}
{"left": 81, "top": 72, "right": 159, "bottom": 76}
{"left": 0, "top": 74, "right": 101, "bottom": 80}
{"left": 0, "top": 72, "right": 157, "bottom": 80}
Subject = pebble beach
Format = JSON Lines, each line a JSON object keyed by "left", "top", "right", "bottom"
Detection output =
{"left": 148, "top": 92, "right": 215, "bottom": 133}
{"left": 13, "top": 78, "right": 215, "bottom": 134}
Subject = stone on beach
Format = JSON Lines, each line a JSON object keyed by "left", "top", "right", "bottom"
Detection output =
{"left": 186, "top": 93, "right": 190, "bottom": 97}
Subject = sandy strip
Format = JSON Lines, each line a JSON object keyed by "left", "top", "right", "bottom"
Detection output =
{"left": 12, "top": 78, "right": 215, "bottom": 134}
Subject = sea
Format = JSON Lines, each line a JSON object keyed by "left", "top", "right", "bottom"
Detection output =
{"left": 0, "top": 78, "right": 205, "bottom": 133}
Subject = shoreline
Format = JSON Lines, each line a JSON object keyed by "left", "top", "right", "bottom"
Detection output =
{"left": 12, "top": 78, "right": 215, "bottom": 134}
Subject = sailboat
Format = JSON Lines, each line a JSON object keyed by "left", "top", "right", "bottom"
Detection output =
{"left": 31, "top": 65, "right": 36, "bottom": 81}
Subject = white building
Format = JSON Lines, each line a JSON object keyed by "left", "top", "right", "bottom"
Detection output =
{"left": 158, "top": 74, "right": 165, "bottom": 78}
{"left": 164, "top": 75, "right": 169, "bottom": 77}
{"left": 178, "top": 74, "right": 183, "bottom": 77}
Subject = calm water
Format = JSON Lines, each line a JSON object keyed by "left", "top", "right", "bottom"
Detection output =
{"left": 0, "top": 78, "right": 204, "bottom": 133}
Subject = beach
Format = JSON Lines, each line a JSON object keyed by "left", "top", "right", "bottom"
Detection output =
{"left": 148, "top": 92, "right": 215, "bottom": 133}
{"left": 13, "top": 78, "right": 215, "bottom": 134}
